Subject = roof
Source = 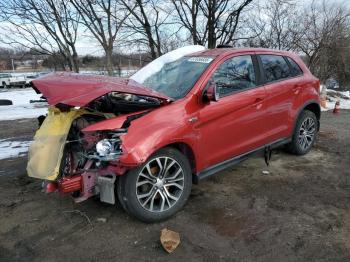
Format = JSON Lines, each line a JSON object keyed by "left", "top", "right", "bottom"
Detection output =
{"left": 189, "top": 47, "right": 297, "bottom": 58}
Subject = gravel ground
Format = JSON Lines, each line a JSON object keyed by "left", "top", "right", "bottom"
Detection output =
{"left": 1, "top": 111, "right": 350, "bottom": 262}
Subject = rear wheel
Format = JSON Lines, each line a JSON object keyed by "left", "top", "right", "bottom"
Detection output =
{"left": 118, "top": 147, "right": 192, "bottom": 223}
{"left": 287, "top": 110, "right": 318, "bottom": 155}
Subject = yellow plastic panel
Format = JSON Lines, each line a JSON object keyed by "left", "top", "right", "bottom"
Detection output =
{"left": 27, "top": 107, "right": 87, "bottom": 181}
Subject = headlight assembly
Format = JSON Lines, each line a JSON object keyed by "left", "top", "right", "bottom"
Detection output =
{"left": 92, "top": 138, "right": 122, "bottom": 161}
{"left": 96, "top": 139, "right": 112, "bottom": 157}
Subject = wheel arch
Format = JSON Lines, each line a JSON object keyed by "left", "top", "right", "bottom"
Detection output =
{"left": 294, "top": 100, "right": 321, "bottom": 132}
{"left": 303, "top": 102, "right": 321, "bottom": 120}
{"left": 165, "top": 142, "right": 197, "bottom": 175}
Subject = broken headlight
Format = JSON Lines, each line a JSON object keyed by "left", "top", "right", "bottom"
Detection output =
{"left": 96, "top": 139, "right": 113, "bottom": 156}
{"left": 91, "top": 138, "right": 122, "bottom": 161}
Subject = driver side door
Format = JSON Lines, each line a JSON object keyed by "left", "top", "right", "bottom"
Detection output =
{"left": 194, "top": 54, "right": 268, "bottom": 171}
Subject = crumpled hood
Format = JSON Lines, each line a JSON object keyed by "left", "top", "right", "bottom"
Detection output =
{"left": 31, "top": 72, "right": 171, "bottom": 107}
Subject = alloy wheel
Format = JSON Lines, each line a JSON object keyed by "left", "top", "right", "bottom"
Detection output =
{"left": 136, "top": 156, "right": 185, "bottom": 213}
{"left": 298, "top": 117, "right": 316, "bottom": 150}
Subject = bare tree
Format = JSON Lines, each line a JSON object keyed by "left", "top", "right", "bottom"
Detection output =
{"left": 246, "top": 0, "right": 302, "bottom": 50}
{"left": 70, "top": 0, "right": 130, "bottom": 75}
{"left": 0, "top": 0, "right": 80, "bottom": 72}
{"left": 171, "top": 0, "right": 204, "bottom": 45}
{"left": 121, "top": 0, "right": 173, "bottom": 59}
{"left": 297, "top": 0, "right": 350, "bottom": 82}
{"left": 205, "top": 0, "right": 253, "bottom": 47}
{"left": 171, "top": 0, "right": 253, "bottom": 48}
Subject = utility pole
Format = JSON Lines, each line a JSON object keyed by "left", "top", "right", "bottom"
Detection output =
{"left": 11, "top": 59, "right": 15, "bottom": 72}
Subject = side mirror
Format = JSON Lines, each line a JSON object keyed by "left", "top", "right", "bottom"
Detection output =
{"left": 204, "top": 84, "right": 219, "bottom": 102}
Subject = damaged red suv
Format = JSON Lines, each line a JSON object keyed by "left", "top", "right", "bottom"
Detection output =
{"left": 27, "top": 48, "right": 320, "bottom": 222}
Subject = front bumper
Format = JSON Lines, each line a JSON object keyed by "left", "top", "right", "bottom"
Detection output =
{"left": 45, "top": 160, "right": 122, "bottom": 204}
{"left": 27, "top": 107, "right": 130, "bottom": 204}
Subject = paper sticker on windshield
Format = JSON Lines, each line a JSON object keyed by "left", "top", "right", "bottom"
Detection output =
{"left": 187, "top": 57, "right": 213, "bottom": 63}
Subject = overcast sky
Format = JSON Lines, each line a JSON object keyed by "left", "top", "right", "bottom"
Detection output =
{"left": 0, "top": 0, "right": 349, "bottom": 56}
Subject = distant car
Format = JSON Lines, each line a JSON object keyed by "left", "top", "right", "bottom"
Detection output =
{"left": 0, "top": 73, "right": 11, "bottom": 88}
{"left": 28, "top": 48, "right": 321, "bottom": 222}
{"left": 25, "top": 75, "right": 38, "bottom": 87}
{"left": 325, "top": 78, "right": 339, "bottom": 89}
{"left": 9, "top": 75, "right": 26, "bottom": 88}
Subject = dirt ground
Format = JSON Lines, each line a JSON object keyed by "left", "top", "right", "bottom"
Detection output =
{"left": 1, "top": 111, "right": 350, "bottom": 262}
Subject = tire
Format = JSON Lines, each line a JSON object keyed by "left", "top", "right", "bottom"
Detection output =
{"left": 116, "top": 176, "right": 128, "bottom": 212}
{"left": 287, "top": 110, "right": 318, "bottom": 155}
{"left": 118, "top": 147, "right": 192, "bottom": 223}
{"left": 0, "top": 99, "right": 13, "bottom": 106}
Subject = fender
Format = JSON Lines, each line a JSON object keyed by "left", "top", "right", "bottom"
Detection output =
{"left": 293, "top": 100, "right": 321, "bottom": 133}
{"left": 119, "top": 122, "right": 198, "bottom": 168}
{"left": 117, "top": 100, "right": 200, "bottom": 168}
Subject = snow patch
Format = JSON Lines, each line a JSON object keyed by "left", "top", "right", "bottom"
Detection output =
{"left": 0, "top": 104, "right": 48, "bottom": 120}
{"left": 0, "top": 89, "right": 47, "bottom": 120}
{"left": 321, "top": 88, "right": 350, "bottom": 111}
{"left": 0, "top": 89, "right": 42, "bottom": 105}
{"left": 339, "top": 91, "right": 350, "bottom": 98}
{"left": 322, "top": 100, "right": 350, "bottom": 111}
{"left": 130, "top": 45, "right": 206, "bottom": 84}
{"left": 0, "top": 139, "right": 31, "bottom": 160}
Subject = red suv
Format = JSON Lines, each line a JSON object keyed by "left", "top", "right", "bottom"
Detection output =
{"left": 28, "top": 48, "right": 320, "bottom": 222}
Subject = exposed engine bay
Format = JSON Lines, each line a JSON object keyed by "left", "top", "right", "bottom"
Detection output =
{"left": 28, "top": 99, "right": 156, "bottom": 204}
{"left": 27, "top": 72, "right": 171, "bottom": 204}
{"left": 88, "top": 92, "right": 161, "bottom": 114}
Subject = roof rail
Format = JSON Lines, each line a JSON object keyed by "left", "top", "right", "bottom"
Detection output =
{"left": 216, "top": 44, "right": 232, "bottom": 48}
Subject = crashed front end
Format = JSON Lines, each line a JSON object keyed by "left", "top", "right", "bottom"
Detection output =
{"left": 27, "top": 72, "right": 170, "bottom": 204}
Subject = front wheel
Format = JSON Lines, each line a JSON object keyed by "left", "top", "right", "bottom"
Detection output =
{"left": 118, "top": 147, "right": 192, "bottom": 223}
{"left": 287, "top": 110, "right": 318, "bottom": 155}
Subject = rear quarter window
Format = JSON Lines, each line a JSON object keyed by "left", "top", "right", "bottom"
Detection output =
{"left": 285, "top": 57, "right": 303, "bottom": 77}
{"left": 260, "top": 55, "right": 291, "bottom": 83}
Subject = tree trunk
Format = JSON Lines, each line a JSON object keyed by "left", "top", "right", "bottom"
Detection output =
{"left": 105, "top": 48, "right": 114, "bottom": 76}
{"left": 192, "top": 0, "right": 198, "bottom": 45}
{"left": 71, "top": 47, "right": 79, "bottom": 73}
{"left": 66, "top": 55, "right": 73, "bottom": 71}
{"left": 144, "top": 20, "right": 157, "bottom": 59}
{"left": 207, "top": 0, "right": 216, "bottom": 48}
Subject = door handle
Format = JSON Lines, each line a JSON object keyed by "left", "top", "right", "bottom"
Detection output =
{"left": 292, "top": 85, "right": 301, "bottom": 94}
{"left": 254, "top": 97, "right": 264, "bottom": 104}
{"left": 252, "top": 97, "right": 264, "bottom": 109}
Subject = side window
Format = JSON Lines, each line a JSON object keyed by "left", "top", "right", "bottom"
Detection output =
{"left": 260, "top": 55, "right": 291, "bottom": 82}
{"left": 286, "top": 57, "right": 303, "bottom": 77}
{"left": 210, "top": 55, "right": 256, "bottom": 96}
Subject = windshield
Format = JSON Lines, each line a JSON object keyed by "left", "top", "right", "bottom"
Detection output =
{"left": 0, "top": 74, "right": 11, "bottom": 78}
{"left": 142, "top": 56, "right": 213, "bottom": 99}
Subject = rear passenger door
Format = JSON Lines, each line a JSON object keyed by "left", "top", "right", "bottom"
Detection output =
{"left": 258, "top": 54, "right": 303, "bottom": 142}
